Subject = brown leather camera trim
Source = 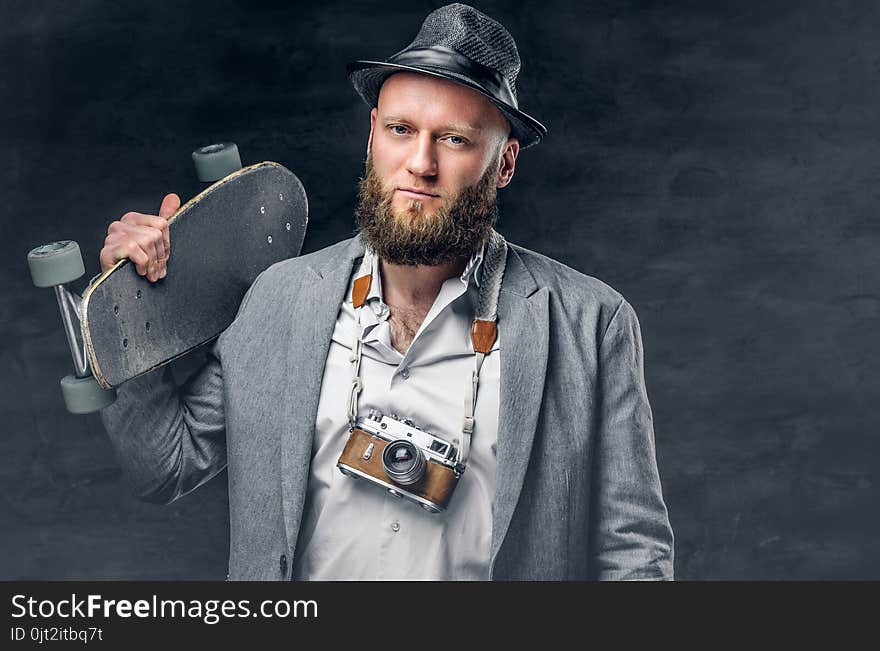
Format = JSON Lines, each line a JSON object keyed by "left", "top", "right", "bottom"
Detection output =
{"left": 471, "top": 319, "right": 497, "bottom": 354}
{"left": 352, "top": 274, "right": 372, "bottom": 308}
{"left": 338, "top": 428, "right": 459, "bottom": 509}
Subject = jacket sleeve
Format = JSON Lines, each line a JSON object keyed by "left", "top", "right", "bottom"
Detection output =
{"left": 590, "top": 298, "right": 675, "bottom": 580}
{"left": 99, "top": 346, "right": 227, "bottom": 505}
{"left": 99, "top": 273, "right": 263, "bottom": 505}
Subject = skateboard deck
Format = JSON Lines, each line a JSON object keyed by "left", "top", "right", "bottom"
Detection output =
{"left": 81, "top": 161, "right": 307, "bottom": 388}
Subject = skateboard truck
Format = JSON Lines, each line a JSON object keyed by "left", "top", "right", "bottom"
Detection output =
{"left": 28, "top": 142, "right": 245, "bottom": 414}
{"left": 27, "top": 240, "right": 117, "bottom": 414}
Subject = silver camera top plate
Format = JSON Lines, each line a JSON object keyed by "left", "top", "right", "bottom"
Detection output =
{"left": 361, "top": 410, "right": 457, "bottom": 465}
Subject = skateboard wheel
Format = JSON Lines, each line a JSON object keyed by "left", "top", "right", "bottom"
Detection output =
{"left": 60, "top": 374, "right": 117, "bottom": 414}
{"left": 192, "top": 142, "right": 242, "bottom": 182}
{"left": 27, "top": 240, "right": 85, "bottom": 288}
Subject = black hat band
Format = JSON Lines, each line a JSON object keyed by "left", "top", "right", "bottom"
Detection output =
{"left": 388, "top": 45, "right": 518, "bottom": 109}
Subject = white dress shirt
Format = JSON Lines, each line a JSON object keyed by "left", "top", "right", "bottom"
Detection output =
{"left": 293, "top": 243, "right": 501, "bottom": 580}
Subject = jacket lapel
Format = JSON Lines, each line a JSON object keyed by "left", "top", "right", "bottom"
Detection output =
{"left": 281, "top": 236, "right": 365, "bottom": 553}
{"left": 491, "top": 245, "right": 550, "bottom": 569}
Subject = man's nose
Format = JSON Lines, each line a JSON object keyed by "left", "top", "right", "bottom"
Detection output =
{"left": 406, "top": 134, "right": 438, "bottom": 177}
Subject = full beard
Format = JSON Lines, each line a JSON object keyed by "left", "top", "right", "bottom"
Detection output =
{"left": 354, "top": 154, "right": 500, "bottom": 266}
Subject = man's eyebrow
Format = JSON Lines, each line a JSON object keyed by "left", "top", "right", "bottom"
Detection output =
{"left": 382, "top": 115, "right": 482, "bottom": 134}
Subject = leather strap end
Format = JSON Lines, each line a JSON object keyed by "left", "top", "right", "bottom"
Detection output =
{"left": 352, "top": 274, "right": 372, "bottom": 308}
{"left": 471, "top": 319, "right": 497, "bottom": 354}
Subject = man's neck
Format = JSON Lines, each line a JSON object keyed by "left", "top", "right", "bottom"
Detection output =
{"left": 378, "top": 255, "right": 469, "bottom": 310}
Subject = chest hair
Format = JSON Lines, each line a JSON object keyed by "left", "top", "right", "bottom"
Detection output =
{"left": 388, "top": 304, "right": 430, "bottom": 354}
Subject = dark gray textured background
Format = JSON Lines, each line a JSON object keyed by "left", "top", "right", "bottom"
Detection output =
{"left": 3, "top": 0, "right": 878, "bottom": 579}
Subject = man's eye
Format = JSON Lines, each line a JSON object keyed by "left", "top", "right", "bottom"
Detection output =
{"left": 446, "top": 135, "right": 466, "bottom": 145}
{"left": 390, "top": 125, "right": 409, "bottom": 135}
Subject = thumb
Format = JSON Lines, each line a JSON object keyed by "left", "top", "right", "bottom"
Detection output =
{"left": 158, "top": 193, "right": 181, "bottom": 220}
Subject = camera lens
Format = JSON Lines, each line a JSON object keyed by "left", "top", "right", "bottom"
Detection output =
{"left": 388, "top": 444, "right": 414, "bottom": 469}
{"left": 382, "top": 440, "right": 426, "bottom": 486}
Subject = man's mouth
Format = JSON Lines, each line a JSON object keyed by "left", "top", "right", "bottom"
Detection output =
{"left": 397, "top": 188, "right": 440, "bottom": 199}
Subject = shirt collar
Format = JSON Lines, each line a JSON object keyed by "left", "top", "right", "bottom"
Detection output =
{"left": 463, "top": 239, "right": 487, "bottom": 288}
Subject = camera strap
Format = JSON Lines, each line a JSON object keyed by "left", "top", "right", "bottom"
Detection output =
{"left": 346, "top": 230, "right": 508, "bottom": 470}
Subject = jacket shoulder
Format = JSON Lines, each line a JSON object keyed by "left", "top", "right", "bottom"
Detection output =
{"left": 509, "top": 242, "right": 627, "bottom": 310}
{"left": 258, "top": 236, "right": 359, "bottom": 284}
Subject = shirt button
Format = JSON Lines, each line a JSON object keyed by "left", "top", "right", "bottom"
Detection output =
{"left": 390, "top": 521, "right": 400, "bottom": 532}
{"left": 400, "top": 368, "right": 410, "bottom": 379}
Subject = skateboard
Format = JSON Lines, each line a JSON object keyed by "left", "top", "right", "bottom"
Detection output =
{"left": 27, "top": 143, "right": 308, "bottom": 413}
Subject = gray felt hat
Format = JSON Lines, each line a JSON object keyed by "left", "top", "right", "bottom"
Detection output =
{"left": 347, "top": 3, "right": 547, "bottom": 148}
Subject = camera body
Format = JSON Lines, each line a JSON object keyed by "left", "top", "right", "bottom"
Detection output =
{"left": 337, "top": 410, "right": 462, "bottom": 513}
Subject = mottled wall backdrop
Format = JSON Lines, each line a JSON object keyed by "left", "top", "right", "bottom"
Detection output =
{"left": 2, "top": 0, "right": 878, "bottom": 579}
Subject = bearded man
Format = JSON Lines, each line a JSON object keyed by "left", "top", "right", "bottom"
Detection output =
{"left": 98, "top": 3, "right": 674, "bottom": 581}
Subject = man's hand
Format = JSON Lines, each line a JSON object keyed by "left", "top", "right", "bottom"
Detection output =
{"left": 99, "top": 193, "right": 179, "bottom": 282}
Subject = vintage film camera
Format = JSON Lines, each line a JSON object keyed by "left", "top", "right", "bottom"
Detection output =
{"left": 337, "top": 410, "right": 463, "bottom": 513}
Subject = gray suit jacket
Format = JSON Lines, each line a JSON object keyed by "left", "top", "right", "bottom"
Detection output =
{"left": 101, "top": 234, "right": 674, "bottom": 580}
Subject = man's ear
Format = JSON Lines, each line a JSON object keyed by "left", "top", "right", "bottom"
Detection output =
{"left": 367, "top": 108, "right": 377, "bottom": 156}
{"left": 496, "top": 137, "right": 520, "bottom": 189}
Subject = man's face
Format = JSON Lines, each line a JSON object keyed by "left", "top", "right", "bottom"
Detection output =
{"left": 355, "top": 72, "right": 519, "bottom": 266}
